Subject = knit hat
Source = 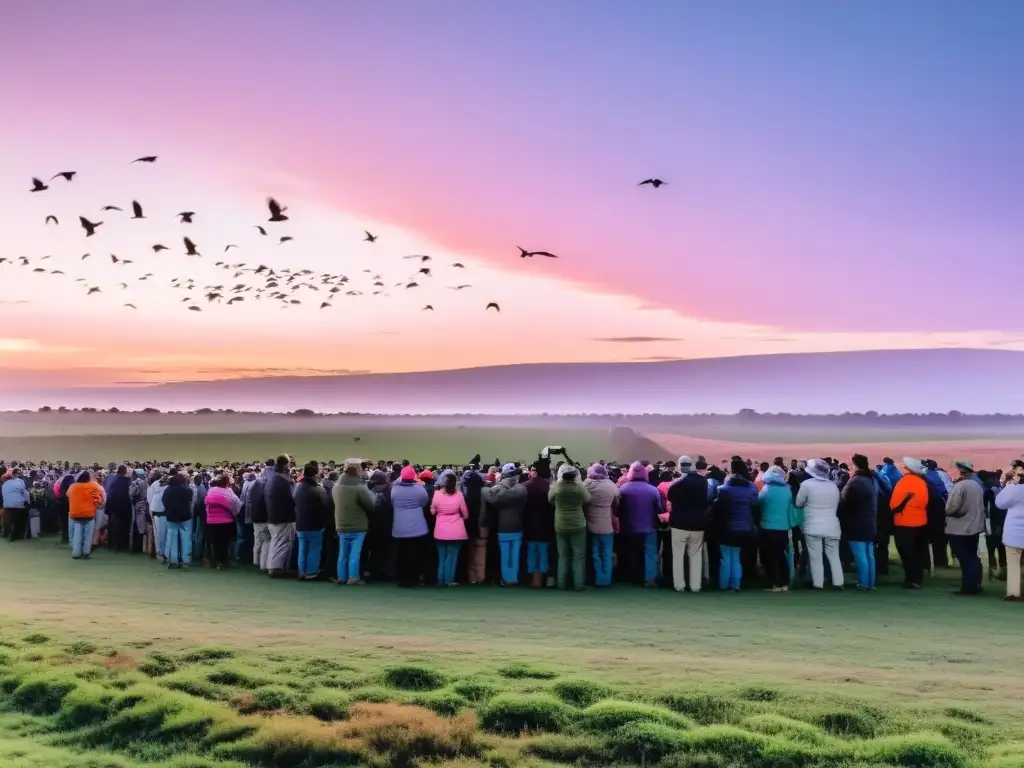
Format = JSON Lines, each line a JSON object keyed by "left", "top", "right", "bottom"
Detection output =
{"left": 678, "top": 455, "right": 693, "bottom": 469}
{"left": 400, "top": 465, "right": 417, "bottom": 481}
{"left": 501, "top": 462, "right": 518, "bottom": 479}
{"left": 587, "top": 463, "right": 608, "bottom": 480}
{"left": 558, "top": 463, "right": 579, "bottom": 481}
{"left": 903, "top": 457, "right": 926, "bottom": 475}
{"left": 627, "top": 461, "right": 648, "bottom": 481}
{"left": 419, "top": 470, "right": 434, "bottom": 481}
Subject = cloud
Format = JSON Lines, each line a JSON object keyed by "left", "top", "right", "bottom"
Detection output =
{"left": 593, "top": 336, "right": 685, "bottom": 343}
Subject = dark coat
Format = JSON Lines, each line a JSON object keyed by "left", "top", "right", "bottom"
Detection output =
{"left": 105, "top": 474, "right": 133, "bottom": 516}
{"left": 711, "top": 478, "right": 758, "bottom": 546}
{"left": 522, "top": 477, "right": 555, "bottom": 542}
{"left": 294, "top": 478, "right": 328, "bottom": 532}
{"left": 163, "top": 482, "right": 193, "bottom": 524}
{"left": 839, "top": 471, "right": 877, "bottom": 542}
{"left": 265, "top": 472, "right": 296, "bottom": 525}
{"left": 248, "top": 478, "right": 269, "bottom": 523}
{"left": 667, "top": 472, "right": 709, "bottom": 531}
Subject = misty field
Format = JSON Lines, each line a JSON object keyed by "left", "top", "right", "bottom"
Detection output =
{"left": 1, "top": 541, "right": 1024, "bottom": 767}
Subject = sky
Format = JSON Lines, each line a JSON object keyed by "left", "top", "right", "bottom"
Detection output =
{"left": 1, "top": 0, "right": 1022, "bottom": 390}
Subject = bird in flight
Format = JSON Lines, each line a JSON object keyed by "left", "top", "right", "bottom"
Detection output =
{"left": 403, "top": 254, "right": 431, "bottom": 262}
{"left": 51, "top": 171, "right": 76, "bottom": 182}
{"left": 267, "top": 197, "right": 288, "bottom": 222}
{"left": 254, "top": 225, "right": 268, "bottom": 236}
{"left": 517, "top": 246, "right": 557, "bottom": 259}
{"left": 131, "top": 200, "right": 145, "bottom": 219}
{"left": 101, "top": 205, "right": 122, "bottom": 212}
{"left": 87, "top": 287, "right": 101, "bottom": 295}
{"left": 417, "top": 267, "right": 432, "bottom": 277}
{"left": 405, "top": 281, "right": 419, "bottom": 289}
{"left": 638, "top": 178, "right": 667, "bottom": 188}
{"left": 30, "top": 177, "right": 48, "bottom": 192}
{"left": 177, "top": 211, "right": 195, "bottom": 223}
{"left": 152, "top": 244, "right": 169, "bottom": 252}
{"left": 451, "top": 262, "right": 465, "bottom": 268}
{"left": 422, "top": 305, "right": 434, "bottom": 311}
{"left": 132, "top": 156, "right": 158, "bottom": 163}
{"left": 79, "top": 217, "right": 102, "bottom": 237}
{"left": 188, "top": 305, "right": 201, "bottom": 312}
{"left": 224, "top": 244, "right": 238, "bottom": 251}
{"left": 184, "top": 236, "right": 200, "bottom": 256}
{"left": 486, "top": 302, "right": 501, "bottom": 312}
{"left": 448, "top": 285, "right": 472, "bottom": 290}
{"left": 124, "top": 304, "right": 137, "bottom": 310}
{"left": 319, "top": 302, "right": 332, "bottom": 310}
{"left": 81, "top": 253, "right": 90, "bottom": 260}
{"left": 110, "top": 254, "right": 120, "bottom": 264}
{"left": 278, "top": 236, "right": 293, "bottom": 244}
{"left": 364, "top": 231, "right": 378, "bottom": 243}
{"left": 45, "top": 215, "right": 58, "bottom": 226}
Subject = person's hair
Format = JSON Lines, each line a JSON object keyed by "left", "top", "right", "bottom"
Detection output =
{"left": 695, "top": 459, "right": 708, "bottom": 471}
{"left": 168, "top": 473, "right": 187, "bottom": 486}
{"left": 212, "top": 473, "right": 231, "bottom": 488}
{"left": 882, "top": 457, "right": 894, "bottom": 465}
{"left": 302, "top": 463, "right": 317, "bottom": 480}
{"left": 759, "top": 462, "right": 769, "bottom": 472}
{"left": 77, "top": 470, "right": 91, "bottom": 483}
{"left": 401, "top": 459, "right": 410, "bottom": 467}
{"left": 852, "top": 454, "right": 870, "bottom": 472}
{"left": 265, "top": 458, "right": 275, "bottom": 467}
{"left": 773, "top": 457, "right": 785, "bottom": 468}
{"left": 275, "top": 455, "right": 289, "bottom": 471}
{"left": 443, "top": 473, "right": 458, "bottom": 493}
{"left": 730, "top": 458, "right": 747, "bottom": 476}
{"left": 116, "top": 464, "right": 128, "bottom": 475}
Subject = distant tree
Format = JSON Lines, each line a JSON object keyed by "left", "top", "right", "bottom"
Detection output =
{"left": 865, "top": 410, "right": 879, "bottom": 419}
{"left": 58, "top": 406, "right": 69, "bottom": 413}
{"left": 292, "top": 408, "right": 317, "bottom": 417}
{"left": 106, "top": 407, "right": 120, "bottom": 413}
{"left": 142, "top": 407, "right": 161, "bottom": 414}
{"left": 195, "top": 408, "right": 213, "bottom": 414}
{"left": 81, "top": 407, "right": 97, "bottom": 413}
{"left": 37, "top": 406, "right": 52, "bottom": 413}
{"left": 948, "top": 410, "right": 962, "bottom": 419}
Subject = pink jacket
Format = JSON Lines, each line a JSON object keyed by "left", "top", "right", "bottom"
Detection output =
{"left": 205, "top": 486, "right": 241, "bottom": 525}
{"left": 431, "top": 490, "right": 469, "bottom": 540}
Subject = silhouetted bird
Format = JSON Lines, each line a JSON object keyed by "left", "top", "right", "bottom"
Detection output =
{"left": 451, "top": 262, "right": 465, "bottom": 268}
{"left": 152, "top": 244, "right": 169, "bottom": 252}
{"left": 255, "top": 225, "right": 268, "bottom": 236}
{"left": 51, "top": 171, "right": 76, "bottom": 182}
{"left": 364, "top": 231, "right": 378, "bottom": 243}
{"left": 267, "top": 198, "right": 288, "bottom": 222}
{"left": 518, "top": 247, "right": 557, "bottom": 258}
{"left": 405, "top": 282, "right": 419, "bottom": 289}
{"left": 44, "top": 215, "right": 58, "bottom": 226}
{"left": 418, "top": 267, "right": 432, "bottom": 277}
{"left": 188, "top": 305, "right": 201, "bottom": 312}
{"left": 422, "top": 305, "right": 434, "bottom": 311}
{"left": 403, "top": 254, "right": 431, "bottom": 262}
{"left": 131, "top": 200, "right": 145, "bottom": 219}
{"left": 486, "top": 302, "right": 500, "bottom": 312}
{"left": 224, "top": 244, "right": 238, "bottom": 251}
{"left": 448, "top": 285, "right": 472, "bottom": 290}
{"left": 30, "top": 177, "right": 48, "bottom": 192}
{"left": 110, "top": 254, "right": 119, "bottom": 263}
{"left": 319, "top": 302, "right": 331, "bottom": 309}
{"left": 132, "top": 156, "right": 158, "bottom": 163}
{"left": 87, "top": 287, "right": 101, "bottom": 295}
{"left": 81, "top": 253, "right": 90, "bottom": 260}
{"left": 177, "top": 211, "right": 195, "bottom": 223}
{"left": 124, "top": 304, "right": 137, "bottom": 309}
{"left": 638, "top": 178, "right": 667, "bottom": 188}
{"left": 32, "top": 268, "right": 45, "bottom": 273}
{"left": 101, "top": 205, "right": 122, "bottom": 211}
{"left": 278, "top": 236, "right": 293, "bottom": 244}
{"left": 79, "top": 217, "right": 102, "bottom": 237}
{"left": 184, "top": 237, "right": 200, "bottom": 256}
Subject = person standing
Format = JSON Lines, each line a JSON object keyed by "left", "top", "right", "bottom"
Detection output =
{"left": 839, "top": 455, "right": 878, "bottom": 591}
{"left": 795, "top": 459, "right": 844, "bottom": 590}
{"left": 248, "top": 460, "right": 274, "bottom": 571}
{"left": 265, "top": 455, "right": 296, "bottom": 578}
{"left": 995, "top": 464, "right": 1024, "bottom": 601}
{"left": 1, "top": 468, "right": 30, "bottom": 541}
{"left": 522, "top": 461, "right": 556, "bottom": 589}
{"left": 205, "top": 473, "right": 242, "bottom": 570}
{"left": 548, "top": 463, "right": 590, "bottom": 591}
{"left": 618, "top": 462, "right": 664, "bottom": 587}
{"left": 944, "top": 460, "right": 986, "bottom": 595}
{"left": 294, "top": 463, "right": 328, "bottom": 580}
{"left": 129, "top": 469, "right": 151, "bottom": 554}
{"left": 148, "top": 471, "right": 169, "bottom": 562}
{"left": 391, "top": 465, "right": 430, "bottom": 587}
{"left": 105, "top": 465, "right": 133, "bottom": 552}
{"left": 667, "top": 456, "right": 710, "bottom": 593}
{"left": 67, "top": 471, "right": 104, "bottom": 559}
{"left": 711, "top": 458, "right": 759, "bottom": 591}
{"left": 890, "top": 458, "right": 931, "bottom": 589}
{"left": 583, "top": 463, "right": 619, "bottom": 587}
{"left": 757, "top": 465, "right": 796, "bottom": 592}
{"left": 333, "top": 459, "right": 375, "bottom": 585}
{"left": 162, "top": 472, "right": 194, "bottom": 569}
{"left": 482, "top": 463, "right": 528, "bottom": 586}
{"left": 431, "top": 471, "right": 469, "bottom": 586}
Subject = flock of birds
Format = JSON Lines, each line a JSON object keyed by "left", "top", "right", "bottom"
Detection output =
{"left": 14, "top": 158, "right": 667, "bottom": 316}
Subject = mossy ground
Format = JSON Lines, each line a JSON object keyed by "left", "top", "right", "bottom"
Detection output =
{"left": 1, "top": 540, "right": 1022, "bottom": 766}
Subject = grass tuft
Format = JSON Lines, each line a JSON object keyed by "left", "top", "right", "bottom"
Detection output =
{"left": 855, "top": 732, "right": 967, "bottom": 768}
{"left": 497, "top": 662, "right": 557, "bottom": 680}
{"left": 450, "top": 677, "right": 501, "bottom": 703}
{"left": 181, "top": 646, "right": 235, "bottom": 664}
{"left": 579, "top": 699, "right": 694, "bottom": 732}
{"left": 737, "top": 684, "right": 780, "bottom": 702}
{"left": 660, "top": 691, "right": 746, "bottom": 725}
{"left": 10, "top": 671, "right": 79, "bottom": 714}
{"left": 409, "top": 688, "right": 471, "bottom": 716}
{"left": 816, "top": 709, "right": 879, "bottom": 738}
{"left": 56, "top": 683, "right": 114, "bottom": 728}
{"left": 609, "top": 720, "right": 690, "bottom": 763}
{"left": 383, "top": 663, "right": 446, "bottom": 691}
{"left": 550, "top": 678, "right": 614, "bottom": 708}
{"left": 307, "top": 689, "right": 351, "bottom": 722}
{"left": 944, "top": 706, "right": 990, "bottom": 725}
{"left": 65, "top": 640, "right": 98, "bottom": 656}
{"left": 138, "top": 652, "right": 177, "bottom": 677}
{"left": 479, "top": 693, "right": 572, "bottom": 735}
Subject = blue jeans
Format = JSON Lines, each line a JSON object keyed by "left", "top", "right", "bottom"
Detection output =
{"left": 165, "top": 519, "right": 193, "bottom": 565}
{"left": 526, "top": 541, "right": 550, "bottom": 574}
{"left": 153, "top": 516, "right": 167, "bottom": 559}
{"left": 719, "top": 545, "right": 742, "bottom": 590}
{"left": 849, "top": 540, "right": 876, "bottom": 589}
{"left": 641, "top": 532, "right": 659, "bottom": 584}
{"left": 192, "top": 515, "right": 206, "bottom": 563}
{"left": 591, "top": 533, "right": 614, "bottom": 586}
{"left": 297, "top": 530, "right": 324, "bottom": 577}
{"left": 436, "top": 540, "right": 463, "bottom": 584}
{"left": 337, "top": 532, "right": 366, "bottom": 582}
{"left": 497, "top": 532, "right": 523, "bottom": 585}
{"left": 70, "top": 518, "right": 95, "bottom": 558}
{"left": 949, "top": 534, "right": 982, "bottom": 593}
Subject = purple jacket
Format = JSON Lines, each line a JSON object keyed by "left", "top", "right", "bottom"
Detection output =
{"left": 618, "top": 479, "right": 664, "bottom": 535}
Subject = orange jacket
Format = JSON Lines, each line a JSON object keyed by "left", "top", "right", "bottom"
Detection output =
{"left": 67, "top": 481, "right": 105, "bottom": 520}
{"left": 890, "top": 474, "right": 928, "bottom": 528}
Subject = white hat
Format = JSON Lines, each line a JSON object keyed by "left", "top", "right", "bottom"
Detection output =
{"left": 805, "top": 459, "right": 831, "bottom": 481}
{"left": 678, "top": 455, "right": 693, "bottom": 468}
{"left": 903, "top": 457, "right": 926, "bottom": 475}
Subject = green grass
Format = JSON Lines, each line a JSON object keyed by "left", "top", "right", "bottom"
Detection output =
{"left": 0, "top": 539, "right": 1023, "bottom": 766}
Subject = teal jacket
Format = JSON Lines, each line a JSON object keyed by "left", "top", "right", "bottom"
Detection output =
{"left": 758, "top": 476, "right": 801, "bottom": 530}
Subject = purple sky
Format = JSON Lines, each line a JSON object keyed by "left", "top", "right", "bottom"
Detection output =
{"left": 0, "top": 1, "right": 1022, "bottom": 389}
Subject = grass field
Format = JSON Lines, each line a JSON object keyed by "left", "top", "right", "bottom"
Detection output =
{"left": 1, "top": 540, "right": 1023, "bottom": 767}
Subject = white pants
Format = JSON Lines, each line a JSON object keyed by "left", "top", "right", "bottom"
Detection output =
{"left": 670, "top": 529, "right": 705, "bottom": 592}
{"left": 253, "top": 522, "right": 271, "bottom": 570}
{"left": 805, "top": 535, "right": 843, "bottom": 588}
{"left": 267, "top": 522, "right": 296, "bottom": 572}
{"left": 1007, "top": 545, "right": 1023, "bottom": 599}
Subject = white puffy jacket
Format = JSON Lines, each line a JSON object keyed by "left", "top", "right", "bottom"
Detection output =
{"left": 795, "top": 477, "right": 841, "bottom": 538}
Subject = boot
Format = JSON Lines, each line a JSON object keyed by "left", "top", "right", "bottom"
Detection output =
{"left": 531, "top": 572, "right": 544, "bottom": 589}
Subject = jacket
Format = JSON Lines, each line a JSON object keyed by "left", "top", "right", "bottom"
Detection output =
{"left": 945, "top": 475, "right": 986, "bottom": 536}
{"left": 67, "top": 481, "right": 104, "bottom": 520}
{"left": 757, "top": 473, "right": 799, "bottom": 531}
{"left": 1, "top": 477, "right": 29, "bottom": 509}
{"left": 618, "top": 480, "right": 663, "bottom": 535}
{"left": 391, "top": 480, "right": 429, "bottom": 538}
{"left": 522, "top": 477, "right": 555, "bottom": 541}
{"left": 265, "top": 471, "right": 296, "bottom": 525}
{"left": 583, "top": 477, "right": 619, "bottom": 535}
{"left": 711, "top": 477, "right": 758, "bottom": 546}
{"left": 333, "top": 474, "right": 375, "bottom": 533}
{"left": 666, "top": 472, "right": 709, "bottom": 531}
{"left": 996, "top": 484, "right": 1024, "bottom": 549}
{"left": 481, "top": 477, "right": 527, "bottom": 533}
{"left": 294, "top": 478, "right": 328, "bottom": 532}
{"left": 431, "top": 490, "right": 469, "bottom": 540}
{"left": 838, "top": 471, "right": 877, "bottom": 542}
{"left": 879, "top": 464, "right": 902, "bottom": 490}
{"left": 163, "top": 482, "right": 193, "bottom": 523}
{"left": 891, "top": 474, "right": 929, "bottom": 528}
{"left": 148, "top": 481, "right": 167, "bottom": 515}
{"left": 547, "top": 479, "right": 590, "bottom": 533}
{"left": 795, "top": 477, "right": 841, "bottom": 538}
{"left": 205, "top": 486, "right": 241, "bottom": 525}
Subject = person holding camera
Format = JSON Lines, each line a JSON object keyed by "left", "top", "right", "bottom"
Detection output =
{"left": 995, "top": 461, "right": 1024, "bottom": 601}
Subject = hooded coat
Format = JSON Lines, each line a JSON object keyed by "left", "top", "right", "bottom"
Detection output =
{"left": 757, "top": 468, "right": 800, "bottom": 531}
{"left": 838, "top": 470, "right": 877, "bottom": 542}
{"left": 481, "top": 473, "right": 527, "bottom": 533}
{"left": 618, "top": 464, "right": 663, "bottom": 535}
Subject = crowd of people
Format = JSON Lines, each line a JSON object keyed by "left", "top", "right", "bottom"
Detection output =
{"left": 2, "top": 449, "right": 1023, "bottom": 601}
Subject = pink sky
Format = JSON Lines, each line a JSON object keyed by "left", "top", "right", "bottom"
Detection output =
{"left": 1, "top": 1, "right": 1021, "bottom": 389}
